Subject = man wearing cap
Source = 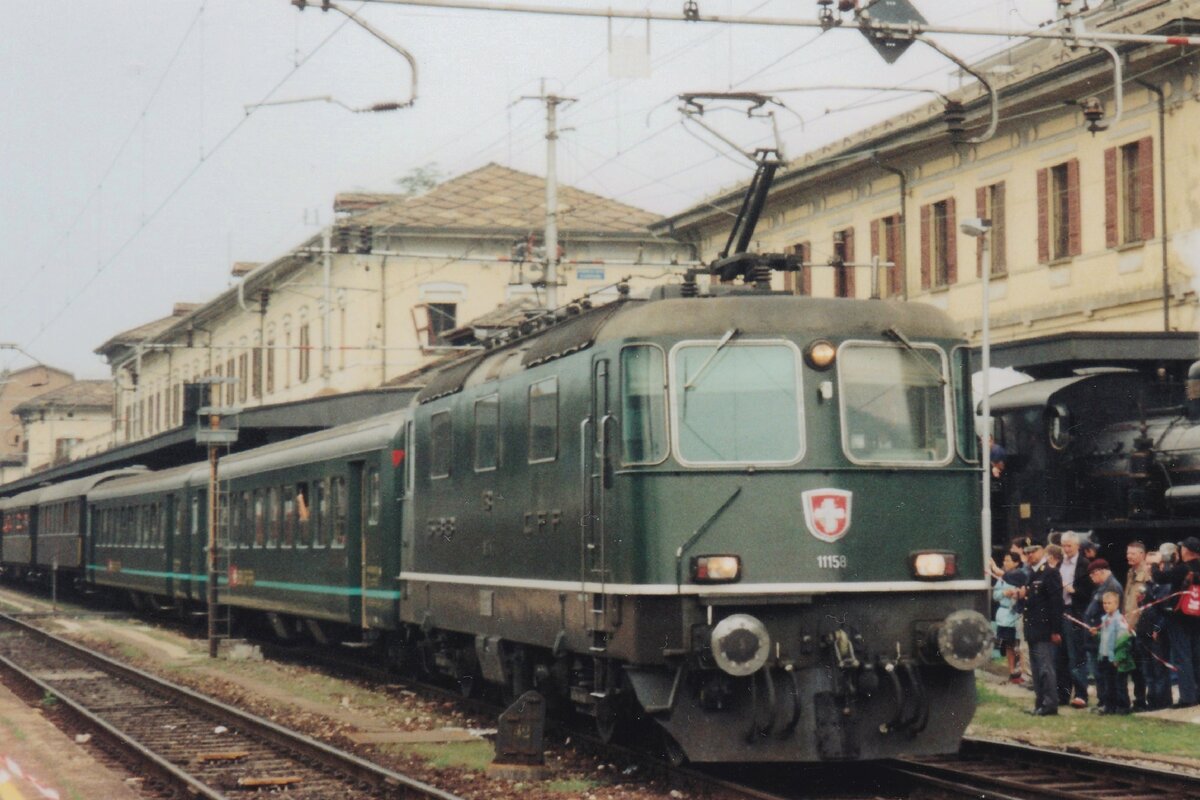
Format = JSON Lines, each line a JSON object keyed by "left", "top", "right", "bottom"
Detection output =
{"left": 1019, "top": 540, "right": 1063, "bottom": 715}
{"left": 1123, "top": 541, "right": 1154, "bottom": 710}
{"left": 1158, "top": 536, "right": 1200, "bottom": 707}
{"left": 1056, "top": 532, "right": 1092, "bottom": 708}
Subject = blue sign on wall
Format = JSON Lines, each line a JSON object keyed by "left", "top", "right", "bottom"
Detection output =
{"left": 576, "top": 268, "right": 606, "bottom": 281}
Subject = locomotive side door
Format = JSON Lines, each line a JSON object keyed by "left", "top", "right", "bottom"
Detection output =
{"left": 581, "top": 357, "right": 614, "bottom": 649}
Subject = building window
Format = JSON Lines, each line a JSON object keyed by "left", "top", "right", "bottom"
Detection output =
{"left": 226, "top": 358, "right": 235, "bottom": 405}
{"left": 429, "top": 303, "right": 457, "bottom": 345}
{"left": 252, "top": 349, "right": 263, "bottom": 399}
{"left": 238, "top": 353, "right": 249, "bottom": 402}
{"left": 975, "top": 183, "right": 1006, "bottom": 276}
{"left": 53, "top": 438, "right": 80, "bottom": 465}
{"left": 832, "top": 228, "right": 855, "bottom": 298}
{"left": 871, "top": 215, "right": 904, "bottom": 297}
{"left": 1037, "top": 159, "right": 1080, "bottom": 262}
{"left": 298, "top": 324, "right": 311, "bottom": 383}
{"left": 921, "top": 199, "right": 956, "bottom": 288}
{"left": 1106, "top": 138, "right": 1153, "bottom": 247}
{"left": 266, "top": 340, "right": 275, "bottom": 394}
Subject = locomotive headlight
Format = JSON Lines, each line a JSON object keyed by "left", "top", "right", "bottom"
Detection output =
{"left": 911, "top": 551, "right": 957, "bottom": 579}
{"left": 805, "top": 339, "right": 836, "bottom": 370}
{"left": 692, "top": 555, "right": 741, "bottom": 583}
{"left": 710, "top": 613, "right": 770, "bottom": 676}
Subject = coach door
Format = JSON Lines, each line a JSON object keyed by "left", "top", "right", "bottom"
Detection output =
{"left": 581, "top": 357, "right": 614, "bottom": 648}
{"left": 360, "top": 459, "right": 388, "bottom": 629}
{"left": 346, "top": 463, "right": 365, "bottom": 628}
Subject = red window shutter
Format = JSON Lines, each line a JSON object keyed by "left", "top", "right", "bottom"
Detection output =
{"left": 920, "top": 204, "right": 931, "bottom": 288}
{"left": 945, "top": 197, "right": 957, "bottom": 284}
{"left": 993, "top": 182, "right": 1006, "bottom": 272}
{"left": 1104, "top": 147, "right": 1118, "bottom": 248}
{"left": 843, "top": 227, "right": 855, "bottom": 298}
{"left": 801, "top": 242, "right": 812, "bottom": 296}
{"left": 1067, "top": 158, "right": 1082, "bottom": 256}
{"left": 1037, "top": 168, "right": 1049, "bottom": 263}
{"left": 975, "top": 186, "right": 987, "bottom": 277}
{"left": 1138, "top": 136, "right": 1155, "bottom": 240}
{"left": 889, "top": 215, "right": 904, "bottom": 295}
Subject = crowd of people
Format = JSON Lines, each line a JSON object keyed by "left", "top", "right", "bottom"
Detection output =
{"left": 988, "top": 531, "right": 1200, "bottom": 716}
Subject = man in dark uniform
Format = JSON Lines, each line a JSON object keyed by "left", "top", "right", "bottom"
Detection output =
{"left": 1019, "top": 539, "right": 1064, "bottom": 715}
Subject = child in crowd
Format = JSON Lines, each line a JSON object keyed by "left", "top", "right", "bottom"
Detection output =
{"left": 1094, "top": 589, "right": 1133, "bottom": 714}
{"left": 992, "top": 552, "right": 1027, "bottom": 683}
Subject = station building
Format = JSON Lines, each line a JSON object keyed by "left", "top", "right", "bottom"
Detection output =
{"left": 97, "top": 163, "right": 690, "bottom": 448}
{"left": 10, "top": 380, "right": 113, "bottom": 473}
{"left": 654, "top": 0, "right": 1200, "bottom": 348}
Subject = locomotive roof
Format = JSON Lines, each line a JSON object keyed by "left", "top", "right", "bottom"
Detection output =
{"left": 0, "top": 485, "right": 44, "bottom": 510}
{"left": 988, "top": 372, "right": 1146, "bottom": 413}
{"left": 420, "top": 294, "right": 960, "bottom": 403}
{"left": 88, "top": 462, "right": 210, "bottom": 502}
{"left": 217, "top": 408, "right": 407, "bottom": 480}
{"left": 36, "top": 468, "right": 148, "bottom": 504}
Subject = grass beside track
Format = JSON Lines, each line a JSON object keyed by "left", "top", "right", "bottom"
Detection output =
{"left": 970, "top": 680, "right": 1200, "bottom": 760}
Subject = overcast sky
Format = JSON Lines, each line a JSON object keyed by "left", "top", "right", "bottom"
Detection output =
{"left": 1, "top": 0, "right": 1054, "bottom": 379}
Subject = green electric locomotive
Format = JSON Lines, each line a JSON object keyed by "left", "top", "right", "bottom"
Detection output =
{"left": 402, "top": 287, "right": 991, "bottom": 762}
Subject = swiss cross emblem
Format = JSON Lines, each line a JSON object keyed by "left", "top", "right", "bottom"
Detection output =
{"left": 802, "top": 489, "right": 852, "bottom": 542}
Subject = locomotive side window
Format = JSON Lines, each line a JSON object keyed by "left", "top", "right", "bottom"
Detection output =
{"left": 529, "top": 377, "right": 559, "bottom": 463}
{"left": 474, "top": 394, "right": 499, "bottom": 472}
{"left": 430, "top": 411, "right": 452, "bottom": 478}
{"left": 621, "top": 345, "right": 668, "bottom": 464}
{"left": 952, "top": 347, "right": 980, "bottom": 463}
{"left": 671, "top": 341, "right": 803, "bottom": 465}
{"left": 839, "top": 342, "right": 952, "bottom": 465}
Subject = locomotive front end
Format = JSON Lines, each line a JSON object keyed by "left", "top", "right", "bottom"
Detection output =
{"left": 611, "top": 297, "right": 988, "bottom": 762}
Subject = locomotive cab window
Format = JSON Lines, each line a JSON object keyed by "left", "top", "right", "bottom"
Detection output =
{"left": 839, "top": 341, "right": 952, "bottom": 465}
{"left": 529, "top": 377, "right": 558, "bottom": 463}
{"left": 474, "top": 394, "right": 499, "bottom": 472}
{"left": 621, "top": 345, "right": 668, "bottom": 464}
{"left": 430, "top": 411, "right": 452, "bottom": 479}
{"left": 671, "top": 340, "right": 804, "bottom": 465}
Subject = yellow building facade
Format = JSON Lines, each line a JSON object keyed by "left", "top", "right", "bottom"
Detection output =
{"left": 656, "top": 1, "right": 1200, "bottom": 347}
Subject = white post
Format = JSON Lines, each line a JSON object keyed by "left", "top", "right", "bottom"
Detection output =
{"left": 322, "top": 226, "right": 333, "bottom": 388}
{"left": 544, "top": 95, "right": 560, "bottom": 310}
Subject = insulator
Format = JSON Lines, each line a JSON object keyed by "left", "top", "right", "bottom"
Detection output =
{"left": 1081, "top": 96, "right": 1104, "bottom": 133}
{"left": 683, "top": 1, "right": 700, "bottom": 21}
{"left": 258, "top": 290, "right": 270, "bottom": 314}
{"left": 617, "top": 282, "right": 631, "bottom": 297}
{"left": 749, "top": 262, "right": 773, "bottom": 289}
{"left": 580, "top": 299, "right": 593, "bottom": 310}
{"left": 566, "top": 304, "right": 581, "bottom": 315}
{"left": 519, "top": 321, "right": 534, "bottom": 335}
{"left": 943, "top": 100, "right": 967, "bottom": 138}
{"left": 837, "top": 0, "right": 857, "bottom": 11}
{"left": 681, "top": 271, "right": 699, "bottom": 298}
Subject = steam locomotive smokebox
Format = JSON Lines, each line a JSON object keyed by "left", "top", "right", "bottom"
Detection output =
{"left": 488, "top": 690, "right": 550, "bottom": 780}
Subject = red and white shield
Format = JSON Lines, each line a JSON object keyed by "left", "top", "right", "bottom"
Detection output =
{"left": 802, "top": 489, "right": 852, "bottom": 542}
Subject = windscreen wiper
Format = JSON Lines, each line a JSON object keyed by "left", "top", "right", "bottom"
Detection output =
{"left": 883, "top": 326, "right": 946, "bottom": 386}
{"left": 684, "top": 328, "right": 740, "bottom": 390}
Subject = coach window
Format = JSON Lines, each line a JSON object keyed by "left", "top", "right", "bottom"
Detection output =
{"left": 240, "top": 491, "right": 252, "bottom": 548}
{"left": 158, "top": 503, "right": 167, "bottom": 548}
{"left": 474, "top": 394, "right": 499, "bottom": 471}
{"left": 621, "top": 345, "right": 668, "bottom": 464}
{"left": 282, "top": 486, "right": 296, "bottom": 547}
{"left": 296, "top": 483, "right": 310, "bottom": 546}
{"left": 267, "top": 487, "right": 281, "bottom": 547}
{"left": 430, "top": 411, "right": 452, "bottom": 478}
{"left": 312, "top": 480, "right": 327, "bottom": 547}
{"left": 529, "top": 377, "right": 558, "bottom": 463}
{"left": 367, "top": 468, "right": 381, "bottom": 525}
{"left": 253, "top": 490, "right": 266, "bottom": 547}
{"left": 331, "top": 476, "right": 347, "bottom": 548}
{"left": 839, "top": 341, "right": 952, "bottom": 465}
{"left": 671, "top": 341, "right": 803, "bottom": 465}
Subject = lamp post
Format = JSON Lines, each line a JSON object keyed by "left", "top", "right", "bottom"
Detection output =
{"left": 959, "top": 218, "right": 992, "bottom": 570}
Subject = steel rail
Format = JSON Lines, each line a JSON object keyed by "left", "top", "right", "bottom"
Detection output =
{"left": 0, "top": 613, "right": 465, "bottom": 800}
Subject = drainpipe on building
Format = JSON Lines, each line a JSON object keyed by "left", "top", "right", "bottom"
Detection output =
{"left": 873, "top": 155, "right": 908, "bottom": 300}
{"left": 1135, "top": 79, "right": 1169, "bottom": 332}
{"left": 379, "top": 254, "right": 389, "bottom": 387}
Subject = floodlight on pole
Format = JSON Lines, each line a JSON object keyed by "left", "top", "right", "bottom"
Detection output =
{"left": 959, "top": 217, "right": 992, "bottom": 573}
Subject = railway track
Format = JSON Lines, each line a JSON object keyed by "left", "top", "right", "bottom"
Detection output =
{"left": 892, "top": 737, "right": 1200, "bottom": 799}
{"left": 0, "top": 612, "right": 464, "bottom": 800}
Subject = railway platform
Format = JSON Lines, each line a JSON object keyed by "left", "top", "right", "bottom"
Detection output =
{"left": 0, "top": 682, "right": 141, "bottom": 800}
